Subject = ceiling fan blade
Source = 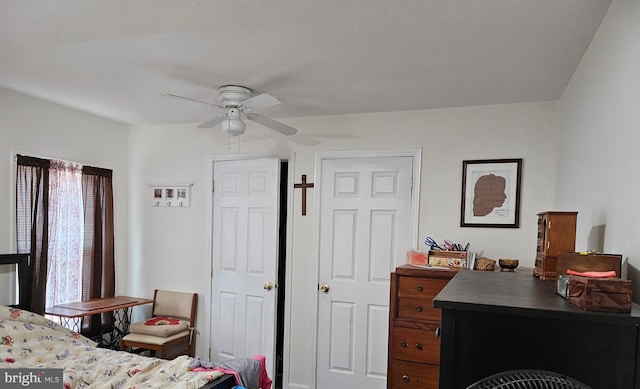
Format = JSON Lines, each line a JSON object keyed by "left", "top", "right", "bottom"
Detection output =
{"left": 245, "top": 112, "right": 297, "bottom": 136}
{"left": 161, "top": 93, "right": 222, "bottom": 108}
{"left": 197, "top": 113, "right": 228, "bottom": 128}
{"left": 240, "top": 93, "right": 281, "bottom": 110}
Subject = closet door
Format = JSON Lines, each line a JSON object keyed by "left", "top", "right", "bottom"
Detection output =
{"left": 316, "top": 155, "right": 415, "bottom": 389}
{"left": 211, "top": 158, "right": 280, "bottom": 378}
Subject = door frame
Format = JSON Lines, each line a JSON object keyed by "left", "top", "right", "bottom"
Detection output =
{"left": 206, "top": 152, "right": 296, "bottom": 387}
{"left": 311, "top": 148, "right": 422, "bottom": 388}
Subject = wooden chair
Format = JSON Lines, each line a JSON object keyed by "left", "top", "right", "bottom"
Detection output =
{"left": 120, "top": 289, "right": 197, "bottom": 359}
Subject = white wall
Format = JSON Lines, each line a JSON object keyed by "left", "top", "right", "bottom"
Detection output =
{"left": 555, "top": 0, "right": 640, "bottom": 292}
{"left": 129, "top": 100, "right": 558, "bottom": 388}
{"left": 0, "top": 87, "right": 130, "bottom": 301}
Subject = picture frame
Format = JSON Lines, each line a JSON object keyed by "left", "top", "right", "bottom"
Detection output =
{"left": 150, "top": 184, "right": 192, "bottom": 207}
{"left": 460, "top": 158, "right": 522, "bottom": 228}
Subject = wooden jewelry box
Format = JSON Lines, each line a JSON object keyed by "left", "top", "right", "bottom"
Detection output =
{"left": 568, "top": 275, "right": 632, "bottom": 313}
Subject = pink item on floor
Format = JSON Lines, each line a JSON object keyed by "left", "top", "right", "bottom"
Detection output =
{"left": 252, "top": 355, "right": 272, "bottom": 389}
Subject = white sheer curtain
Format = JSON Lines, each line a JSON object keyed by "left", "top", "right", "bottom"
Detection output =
{"left": 46, "top": 159, "right": 84, "bottom": 307}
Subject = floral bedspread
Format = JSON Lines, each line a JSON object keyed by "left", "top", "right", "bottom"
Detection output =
{"left": 0, "top": 306, "right": 222, "bottom": 388}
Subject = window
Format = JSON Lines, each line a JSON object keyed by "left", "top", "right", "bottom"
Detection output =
{"left": 16, "top": 155, "right": 115, "bottom": 331}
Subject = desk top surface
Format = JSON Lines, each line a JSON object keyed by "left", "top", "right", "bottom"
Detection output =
{"left": 433, "top": 270, "right": 640, "bottom": 324}
{"left": 46, "top": 296, "right": 154, "bottom": 317}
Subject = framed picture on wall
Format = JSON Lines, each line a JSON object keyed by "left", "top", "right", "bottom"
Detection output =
{"left": 150, "top": 184, "right": 192, "bottom": 207}
{"left": 460, "top": 158, "right": 522, "bottom": 228}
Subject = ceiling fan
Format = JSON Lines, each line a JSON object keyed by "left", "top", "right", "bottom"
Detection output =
{"left": 162, "top": 85, "right": 297, "bottom": 136}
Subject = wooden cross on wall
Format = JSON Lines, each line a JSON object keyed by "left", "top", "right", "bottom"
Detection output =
{"left": 294, "top": 174, "right": 314, "bottom": 216}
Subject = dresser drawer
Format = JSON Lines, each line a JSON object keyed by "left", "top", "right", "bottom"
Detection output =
{"left": 390, "top": 326, "right": 440, "bottom": 364}
{"left": 388, "top": 359, "right": 439, "bottom": 389}
{"left": 397, "top": 297, "right": 442, "bottom": 322}
{"left": 397, "top": 276, "right": 449, "bottom": 299}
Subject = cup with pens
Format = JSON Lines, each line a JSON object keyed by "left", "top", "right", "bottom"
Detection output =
{"left": 425, "top": 236, "right": 469, "bottom": 252}
{"left": 424, "top": 237, "right": 473, "bottom": 268}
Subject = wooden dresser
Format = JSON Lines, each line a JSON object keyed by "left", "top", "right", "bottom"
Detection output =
{"left": 387, "top": 265, "right": 457, "bottom": 389}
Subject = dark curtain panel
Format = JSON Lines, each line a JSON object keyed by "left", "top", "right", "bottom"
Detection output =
{"left": 15, "top": 155, "right": 50, "bottom": 314}
{"left": 81, "top": 166, "right": 115, "bottom": 331}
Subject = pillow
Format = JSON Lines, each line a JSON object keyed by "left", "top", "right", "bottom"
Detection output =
{"left": 129, "top": 316, "right": 189, "bottom": 337}
{"left": 145, "top": 316, "right": 181, "bottom": 326}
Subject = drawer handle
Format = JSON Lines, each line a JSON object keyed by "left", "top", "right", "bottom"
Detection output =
{"left": 402, "top": 375, "right": 410, "bottom": 383}
{"left": 415, "top": 343, "right": 422, "bottom": 350}
{"left": 416, "top": 285, "right": 423, "bottom": 292}
{"left": 435, "top": 327, "right": 441, "bottom": 338}
{"left": 400, "top": 341, "right": 407, "bottom": 348}
{"left": 415, "top": 305, "right": 423, "bottom": 312}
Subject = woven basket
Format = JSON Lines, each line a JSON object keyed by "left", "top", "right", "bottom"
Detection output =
{"left": 474, "top": 257, "right": 496, "bottom": 271}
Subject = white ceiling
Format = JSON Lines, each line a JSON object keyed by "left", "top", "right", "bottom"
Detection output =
{"left": 0, "top": 0, "right": 612, "bottom": 126}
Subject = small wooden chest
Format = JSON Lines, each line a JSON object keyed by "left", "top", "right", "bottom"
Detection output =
{"left": 557, "top": 252, "right": 622, "bottom": 277}
{"left": 568, "top": 275, "right": 632, "bottom": 313}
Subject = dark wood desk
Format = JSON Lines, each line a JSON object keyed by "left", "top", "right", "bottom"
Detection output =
{"left": 434, "top": 270, "right": 640, "bottom": 389}
{"left": 46, "top": 296, "right": 154, "bottom": 348}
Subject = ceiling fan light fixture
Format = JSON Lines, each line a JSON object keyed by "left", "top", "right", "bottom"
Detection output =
{"left": 222, "top": 117, "right": 246, "bottom": 136}
{"left": 164, "top": 85, "right": 298, "bottom": 136}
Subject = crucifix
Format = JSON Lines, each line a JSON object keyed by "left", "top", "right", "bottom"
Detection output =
{"left": 294, "top": 174, "right": 315, "bottom": 216}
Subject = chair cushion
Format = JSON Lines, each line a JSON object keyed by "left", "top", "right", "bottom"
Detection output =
{"left": 129, "top": 316, "right": 189, "bottom": 337}
{"left": 121, "top": 329, "right": 191, "bottom": 345}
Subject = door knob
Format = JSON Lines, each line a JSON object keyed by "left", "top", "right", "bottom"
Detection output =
{"left": 263, "top": 282, "right": 274, "bottom": 291}
{"left": 320, "top": 284, "right": 330, "bottom": 293}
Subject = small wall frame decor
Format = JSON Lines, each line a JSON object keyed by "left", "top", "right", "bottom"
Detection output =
{"left": 150, "top": 184, "right": 192, "bottom": 207}
{"left": 460, "top": 158, "right": 522, "bottom": 228}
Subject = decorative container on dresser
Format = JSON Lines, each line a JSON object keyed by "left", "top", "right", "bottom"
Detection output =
{"left": 387, "top": 264, "right": 457, "bottom": 389}
{"left": 533, "top": 211, "right": 577, "bottom": 280}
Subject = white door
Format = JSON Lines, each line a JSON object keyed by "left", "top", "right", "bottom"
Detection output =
{"left": 211, "top": 158, "right": 280, "bottom": 378}
{"left": 316, "top": 156, "right": 415, "bottom": 389}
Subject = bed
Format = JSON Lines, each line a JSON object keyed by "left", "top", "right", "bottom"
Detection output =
{"left": 0, "top": 253, "right": 235, "bottom": 389}
{"left": 0, "top": 305, "right": 235, "bottom": 389}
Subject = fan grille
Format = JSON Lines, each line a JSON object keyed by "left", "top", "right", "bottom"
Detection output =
{"left": 467, "top": 370, "right": 591, "bottom": 389}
